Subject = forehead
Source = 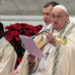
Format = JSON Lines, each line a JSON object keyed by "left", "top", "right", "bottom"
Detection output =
{"left": 52, "top": 8, "right": 65, "bottom": 15}
{"left": 43, "top": 6, "right": 53, "bottom": 13}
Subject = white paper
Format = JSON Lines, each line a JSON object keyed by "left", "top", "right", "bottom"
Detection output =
{"left": 20, "top": 35, "right": 44, "bottom": 58}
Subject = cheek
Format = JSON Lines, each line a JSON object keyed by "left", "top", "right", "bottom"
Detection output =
{"left": 61, "top": 20, "right": 66, "bottom": 25}
{"left": 48, "top": 17, "right": 52, "bottom": 22}
{"left": 59, "top": 21, "right": 63, "bottom": 25}
{"left": 46, "top": 16, "right": 50, "bottom": 19}
{"left": 49, "top": 17, "right": 52, "bottom": 20}
{"left": 59, "top": 20, "right": 64, "bottom": 25}
{"left": 58, "top": 21, "right": 65, "bottom": 29}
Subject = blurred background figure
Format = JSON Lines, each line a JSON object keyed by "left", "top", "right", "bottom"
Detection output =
{"left": 0, "top": 23, "right": 17, "bottom": 75}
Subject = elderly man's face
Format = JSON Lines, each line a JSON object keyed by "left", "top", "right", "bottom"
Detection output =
{"left": 43, "top": 6, "right": 53, "bottom": 25}
{"left": 51, "top": 8, "right": 69, "bottom": 31}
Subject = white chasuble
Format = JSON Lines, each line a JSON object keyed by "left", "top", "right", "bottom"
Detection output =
{"left": 17, "top": 21, "right": 75, "bottom": 75}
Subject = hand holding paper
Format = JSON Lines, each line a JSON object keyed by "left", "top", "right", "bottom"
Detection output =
{"left": 20, "top": 35, "right": 44, "bottom": 58}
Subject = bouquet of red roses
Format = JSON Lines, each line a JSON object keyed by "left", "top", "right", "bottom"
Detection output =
{"left": 5, "top": 23, "right": 42, "bottom": 68}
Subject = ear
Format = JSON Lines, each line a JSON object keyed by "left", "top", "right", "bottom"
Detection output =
{"left": 65, "top": 15, "right": 69, "bottom": 21}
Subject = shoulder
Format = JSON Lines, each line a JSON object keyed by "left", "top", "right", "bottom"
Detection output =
{"left": 67, "top": 25, "right": 75, "bottom": 38}
{"left": 2, "top": 38, "right": 15, "bottom": 51}
{"left": 67, "top": 25, "right": 75, "bottom": 48}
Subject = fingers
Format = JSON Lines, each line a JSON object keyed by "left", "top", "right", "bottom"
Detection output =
{"left": 44, "top": 30, "right": 53, "bottom": 36}
{"left": 44, "top": 31, "right": 56, "bottom": 46}
{"left": 44, "top": 31, "right": 53, "bottom": 41}
{"left": 10, "top": 69, "right": 19, "bottom": 75}
{"left": 27, "top": 54, "right": 35, "bottom": 63}
{"left": 44, "top": 33, "right": 50, "bottom": 42}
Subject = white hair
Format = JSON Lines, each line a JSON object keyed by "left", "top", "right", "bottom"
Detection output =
{"left": 53, "top": 5, "right": 68, "bottom": 14}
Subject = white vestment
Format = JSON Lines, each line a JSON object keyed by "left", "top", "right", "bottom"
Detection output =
{"left": 31, "top": 21, "right": 75, "bottom": 75}
{"left": 0, "top": 37, "right": 17, "bottom": 75}
{"left": 16, "top": 21, "right": 75, "bottom": 75}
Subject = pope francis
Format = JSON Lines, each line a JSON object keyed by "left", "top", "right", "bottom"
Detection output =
{"left": 31, "top": 5, "right": 75, "bottom": 75}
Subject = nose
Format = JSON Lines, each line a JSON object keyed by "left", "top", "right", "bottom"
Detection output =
{"left": 43, "top": 15, "right": 48, "bottom": 22}
{"left": 54, "top": 17, "right": 58, "bottom": 22}
{"left": 43, "top": 14, "right": 47, "bottom": 19}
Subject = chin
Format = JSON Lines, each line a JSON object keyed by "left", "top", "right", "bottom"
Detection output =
{"left": 54, "top": 26, "right": 58, "bottom": 30}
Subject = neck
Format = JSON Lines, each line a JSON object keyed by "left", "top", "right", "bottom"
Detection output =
{"left": 46, "top": 23, "right": 51, "bottom": 25}
{"left": 55, "top": 27, "right": 64, "bottom": 32}
{"left": 54, "top": 27, "right": 63, "bottom": 32}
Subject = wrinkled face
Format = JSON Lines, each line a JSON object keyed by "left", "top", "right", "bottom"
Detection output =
{"left": 43, "top": 6, "right": 53, "bottom": 25}
{"left": 51, "top": 8, "right": 69, "bottom": 31}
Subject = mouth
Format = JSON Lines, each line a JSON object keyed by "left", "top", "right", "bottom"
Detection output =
{"left": 44, "top": 20, "right": 49, "bottom": 25}
{"left": 54, "top": 22, "right": 58, "bottom": 25}
{"left": 44, "top": 20, "right": 48, "bottom": 23}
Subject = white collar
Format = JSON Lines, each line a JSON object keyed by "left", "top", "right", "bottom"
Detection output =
{"left": 38, "top": 23, "right": 52, "bottom": 33}
{"left": 0, "top": 37, "right": 5, "bottom": 43}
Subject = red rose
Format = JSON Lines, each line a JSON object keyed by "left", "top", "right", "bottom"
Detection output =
{"left": 5, "top": 23, "right": 23, "bottom": 30}
{"left": 5, "top": 26, "right": 10, "bottom": 30}
{"left": 10, "top": 31, "right": 20, "bottom": 37}
{"left": 35, "top": 25, "right": 42, "bottom": 31}
{"left": 25, "top": 30, "right": 33, "bottom": 36}
{"left": 6, "top": 35, "right": 13, "bottom": 41}
{"left": 14, "top": 37, "right": 20, "bottom": 42}
{"left": 22, "top": 23, "right": 35, "bottom": 30}
{"left": 17, "top": 57, "right": 23, "bottom": 63}
{"left": 15, "top": 23, "right": 23, "bottom": 30}
{"left": 32, "top": 28, "right": 39, "bottom": 34}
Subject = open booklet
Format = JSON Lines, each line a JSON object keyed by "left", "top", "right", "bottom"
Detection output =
{"left": 19, "top": 35, "right": 44, "bottom": 58}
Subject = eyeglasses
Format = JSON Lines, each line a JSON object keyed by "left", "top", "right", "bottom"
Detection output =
{"left": 51, "top": 14, "right": 65, "bottom": 20}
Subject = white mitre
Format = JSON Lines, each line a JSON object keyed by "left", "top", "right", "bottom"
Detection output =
{"left": 53, "top": 5, "right": 68, "bottom": 14}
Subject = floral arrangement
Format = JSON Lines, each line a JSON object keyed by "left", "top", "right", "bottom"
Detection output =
{"left": 5, "top": 23, "right": 42, "bottom": 68}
